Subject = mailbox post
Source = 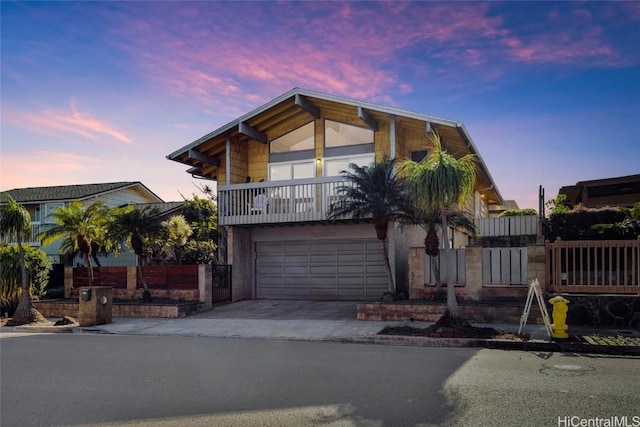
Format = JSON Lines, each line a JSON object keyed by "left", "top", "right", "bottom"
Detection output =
{"left": 78, "top": 286, "right": 113, "bottom": 327}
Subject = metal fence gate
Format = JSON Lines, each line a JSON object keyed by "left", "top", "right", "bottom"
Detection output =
{"left": 212, "top": 265, "right": 232, "bottom": 303}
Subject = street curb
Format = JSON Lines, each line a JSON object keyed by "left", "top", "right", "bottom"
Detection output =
{"left": 1, "top": 324, "right": 78, "bottom": 334}
{"left": 3, "top": 325, "right": 639, "bottom": 356}
{"left": 342, "top": 334, "right": 640, "bottom": 356}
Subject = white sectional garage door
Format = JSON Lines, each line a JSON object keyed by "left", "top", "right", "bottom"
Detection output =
{"left": 256, "top": 240, "right": 388, "bottom": 300}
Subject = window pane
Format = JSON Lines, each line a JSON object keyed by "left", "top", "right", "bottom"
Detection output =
{"left": 270, "top": 164, "right": 291, "bottom": 181}
{"left": 270, "top": 122, "right": 315, "bottom": 153}
{"left": 324, "top": 154, "right": 374, "bottom": 177}
{"left": 325, "top": 120, "right": 373, "bottom": 148}
{"left": 292, "top": 162, "right": 315, "bottom": 179}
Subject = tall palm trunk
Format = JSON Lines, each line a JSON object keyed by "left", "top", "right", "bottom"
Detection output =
{"left": 84, "top": 253, "right": 94, "bottom": 286}
{"left": 379, "top": 237, "right": 395, "bottom": 293}
{"left": 7, "top": 239, "right": 33, "bottom": 325}
{"left": 440, "top": 210, "right": 459, "bottom": 317}
{"left": 137, "top": 254, "right": 152, "bottom": 302}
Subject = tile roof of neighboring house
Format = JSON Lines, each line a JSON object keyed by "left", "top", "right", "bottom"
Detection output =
{"left": 132, "top": 201, "right": 185, "bottom": 218}
{"left": 2, "top": 182, "right": 162, "bottom": 204}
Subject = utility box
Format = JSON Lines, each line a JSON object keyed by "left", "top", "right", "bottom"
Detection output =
{"left": 78, "top": 286, "right": 113, "bottom": 327}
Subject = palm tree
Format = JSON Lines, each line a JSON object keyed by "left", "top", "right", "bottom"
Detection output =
{"left": 0, "top": 194, "right": 37, "bottom": 325}
{"left": 39, "top": 201, "right": 110, "bottom": 286}
{"left": 327, "top": 156, "right": 411, "bottom": 293}
{"left": 109, "top": 205, "right": 162, "bottom": 302}
{"left": 402, "top": 132, "right": 477, "bottom": 320}
{"left": 162, "top": 215, "right": 193, "bottom": 265}
{"left": 403, "top": 207, "right": 476, "bottom": 298}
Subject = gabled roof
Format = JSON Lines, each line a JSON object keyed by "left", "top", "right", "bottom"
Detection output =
{"left": 132, "top": 201, "right": 185, "bottom": 218}
{"left": 2, "top": 182, "right": 163, "bottom": 204}
{"left": 167, "top": 87, "right": 503, "bottom": 204}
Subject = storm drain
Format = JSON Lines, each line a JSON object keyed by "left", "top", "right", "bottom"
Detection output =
{"left": 540, "top": 364, "right": 596, "bottom": 376}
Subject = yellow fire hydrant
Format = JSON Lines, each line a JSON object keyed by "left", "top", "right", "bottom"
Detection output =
{"left": 548, "top": 296, "right": 570, "bottom": 339}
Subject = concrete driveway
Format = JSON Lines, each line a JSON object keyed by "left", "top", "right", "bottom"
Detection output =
{"left": 192, "top": 299, "right": 359, "bottom": 321}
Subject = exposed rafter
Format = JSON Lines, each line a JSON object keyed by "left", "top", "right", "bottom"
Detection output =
{"left": 294, "top": 94, "right": 320, "bottom": 119}
{"left": 188, "top": 149, "right": 220, "bottom": 166}
{"left": 358, "top": 106, "right": 378, "bottom": 131}
{"left": 239, "top": 122, "right": 268, "bottom": 144}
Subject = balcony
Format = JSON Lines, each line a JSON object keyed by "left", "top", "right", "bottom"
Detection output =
{"left": 218, "top": 177, "right": 353, "bottom": 226}
{"left": 1, "top": 222, "right": 47, "bottom": 247}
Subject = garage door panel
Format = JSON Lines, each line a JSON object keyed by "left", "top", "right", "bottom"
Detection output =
{"left": 256, "top": 239, "right": 387, "bottom": 301}
{"left": 337, "top": 277, "right": 365, "bottom": 286}
{"left": 366, "top": 265, "right": 387, "bottom": 274}
{"left": 284, "top": 265, "right": 310, "bottom": 275}
{"left": 310, "top": 288, "right": 338, "bottom": 297}
{"left": 337, "top": 265, "right": 365, "bottom": 274}
{"left": 310, "top": 243, "right": 338, "bottom": 252}
{"left": 337, "top": 288, "right": 366, "bottom": 297}
{"left": 338, "top": 242, "right": 366, "bottom": 251}
{"left": 309, "top": 278, "right": 337, "bottom": 287}
{"left": 310, "top": 265, "right": 336, "bottom": 274}
{"left": 338, "top": 254, "right": 364, "bottom": 263}
{"left": 310, "top": 254, "right": 335, "bottom": 263}
{"left": 283, "top": 245, "right": 308, "bottom": 256}
{"left": 284, "top": 287, "right": 310, "bottom": 296}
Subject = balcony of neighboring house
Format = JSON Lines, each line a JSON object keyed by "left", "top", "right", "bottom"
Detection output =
{"left": 218, "top": 176, "right": 354, "bottom": 226}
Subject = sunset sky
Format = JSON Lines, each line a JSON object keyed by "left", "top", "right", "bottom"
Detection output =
{"left": 2, "top": 1, "right": 639, "bottom": 210}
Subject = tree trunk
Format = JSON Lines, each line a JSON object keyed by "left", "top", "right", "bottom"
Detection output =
{"left": 440, "top": 210, "right": 460, "bottom": 318}
{"left": 137, "top": 255, "right": 152, "bottom": 303}
{"left": 379, "top": 237, "right": 395, "bottom": 294}
{"left": 84, "top": 253, "right": 93, "bottom": 286}
{"left": 7, "top": 240, "right": 35, "bottom": 326}
{"left": 430, "top": 255, "right": 444, "bottom": 296}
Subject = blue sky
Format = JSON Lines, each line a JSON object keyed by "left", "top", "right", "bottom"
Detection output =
{"left": 2, "top": 1, "right": 639, "bottom": 209}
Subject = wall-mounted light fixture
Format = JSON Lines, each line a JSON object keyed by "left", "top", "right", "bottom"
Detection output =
{"left": 316, "top": 158, "right": 322, "bottom": 164}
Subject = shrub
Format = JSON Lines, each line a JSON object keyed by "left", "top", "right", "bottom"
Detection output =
{"left": 0, "top": 245, "right": 51, "bottom": 316}
{"left": 499, "top": 208, "right": 537, "bottom": 217}
{"left": 545, "top": 205, "right": 627, "bottom": 241}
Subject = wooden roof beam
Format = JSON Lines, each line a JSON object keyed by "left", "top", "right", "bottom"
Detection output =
{"left": 358, "top": 106, "right": 378, "bottom": 131}
{"left": 188, "top": 149, "right": 220, "bottom": 166}
{"left": 239, "top": 122, "right": 268, "bottom": 144}
{"left": 295, "top": 94, "right": 320, "bottom": 119}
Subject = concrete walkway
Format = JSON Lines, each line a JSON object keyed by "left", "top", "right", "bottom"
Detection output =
{"left": 3, "top": 300, "right": 638, "bottom": 355}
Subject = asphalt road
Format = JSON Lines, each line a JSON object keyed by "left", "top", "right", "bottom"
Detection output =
{"left": 1, "top": 333, "right": 475, "bottom": 427}
{"left": 443, "top": 349, "right": 640, "bottom": 427}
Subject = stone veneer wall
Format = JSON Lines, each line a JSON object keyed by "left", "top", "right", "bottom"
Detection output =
{"left": 561, "top": 294, "right": 640, "bottom": 327}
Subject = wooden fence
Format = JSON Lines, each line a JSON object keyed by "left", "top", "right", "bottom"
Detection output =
{"left": 482, "top": 247, "right": 528, "bottom": 285}
{"left": 424, "top": 247, "right": 529, "bottom": 286}
{"left": 546, "top": 239, "right": 640, "bottom": 295}
{"left": 475, "top": 215, "right": 539, "bottom": 237}
{"left": 424, "top": 249, "right": 466, "bottom": 284}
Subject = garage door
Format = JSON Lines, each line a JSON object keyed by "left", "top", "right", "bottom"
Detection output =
{"left": 256, "top": 240, "right": 388, "bottom": 300}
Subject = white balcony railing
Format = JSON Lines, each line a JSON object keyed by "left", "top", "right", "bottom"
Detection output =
{"left": 0, "top": 222, "right": 48, "bottom": 247}
{"left": 218, "top": 177, "right": 354, "bottom": 226}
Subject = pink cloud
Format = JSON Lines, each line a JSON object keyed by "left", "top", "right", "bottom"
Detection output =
{"left": 3, "top": 100, "right": 132, "bottom": 144}
{"left": 0, "top": 151, "right": 106, "bottom": 190}
{"left": 107, "top": 2, "right": 506, "bottom": 107}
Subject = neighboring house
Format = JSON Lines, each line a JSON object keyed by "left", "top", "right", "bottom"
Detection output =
{"left": 558, "top": 174, "right": 640, "bottom": 209}
{"left": 488, "top": 200, "right": 520, "bottom": 218}
{"left": 1, "top": 182, "right": 164, "bottom": 266}
{"left": 167, "top": 88, "right": 504, "bottom": 301}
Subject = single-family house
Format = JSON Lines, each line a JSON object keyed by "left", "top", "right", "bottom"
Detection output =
{"left": 1, "top": 182, "right": 164, "bottom": 266}
{"left": 167, "top": 88, "right": 504, "bottom": 301}
{"left": 558, "top": 174, "right": 640, "bottom": 209}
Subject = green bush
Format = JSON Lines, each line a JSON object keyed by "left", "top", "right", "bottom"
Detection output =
{"left": 0, "top": 245, "right": 51, "bottom": 315}
{"left": 499, "top": 208, "right": 537, "bottom": 217}
{"left": 545, "top": 206, "right": 627, "bottom": 241}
